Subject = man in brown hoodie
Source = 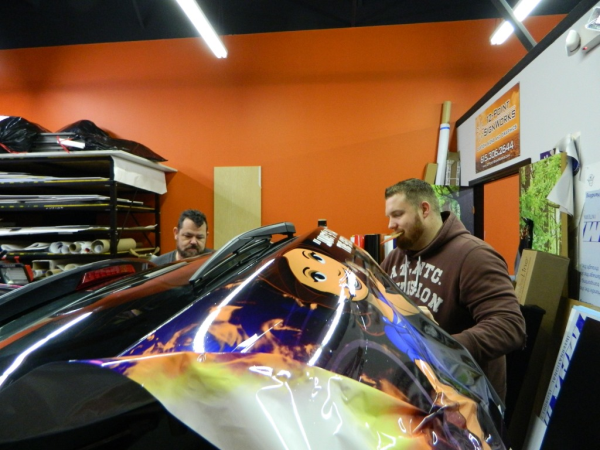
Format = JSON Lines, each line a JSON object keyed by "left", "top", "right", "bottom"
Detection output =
{"left": 381, "top": 178, "right": 526, "bottom": 402}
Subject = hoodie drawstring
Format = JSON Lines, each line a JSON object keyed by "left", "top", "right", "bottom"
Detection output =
{"left": 403, "top": 254, "right": 422, "bottom": 296}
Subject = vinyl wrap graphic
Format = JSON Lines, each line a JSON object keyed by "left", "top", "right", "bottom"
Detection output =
{"left": 90, "top": 352, "right": 483, "bottom": 450}
{"left": 88, "top": 228, "right": 506, "bottom": 449}
{"left": 0, "top": 227, "right": 508, "bottom": 449}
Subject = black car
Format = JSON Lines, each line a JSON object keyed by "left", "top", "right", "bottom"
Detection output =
{"left": 0, "top": 223, "right": 509, "bottom": 450}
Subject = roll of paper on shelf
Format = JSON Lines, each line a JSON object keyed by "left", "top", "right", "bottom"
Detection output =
{"left": 435, "top": 101, "right": 452, "bottom": 185}
{"left": 92, "top": 238, "right": 137, "bottom": 254}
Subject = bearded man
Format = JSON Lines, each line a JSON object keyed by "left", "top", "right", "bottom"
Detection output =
{"left": 152, "top": 209, "right": 213, "bottom": 265}
{"left": 381, "top": 178, "right": 526, "bottom": 402}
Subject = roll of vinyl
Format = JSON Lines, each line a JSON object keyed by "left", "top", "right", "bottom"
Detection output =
{"left": 49, "top": 241, "right": 73, "bottom": 254}
{"left": 69, "top": 241, "right": 93, "bottom": 254}
{"left": 435, "top": 101, "right": 452, "bottom": 185}
{"left": 33, "top": 270, "right": 45, "bottom": 280}
{"left": 45, "top": 268, "right": 63, "bottom": 277}
{"left": 435, "top": 124, "right": 451, "bottom": 185}
{"left": 92, "top": 238, "right": 137, "bottom": 254}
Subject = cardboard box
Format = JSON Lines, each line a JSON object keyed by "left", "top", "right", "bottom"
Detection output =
{"left": 514, "top": 249, "right": 569, "bottom": 306}
{"left": 508, "top": 249, "right": 570, "bottom": 447}
{"left": 423, "top": 163, "right": 438, "bottom": 184}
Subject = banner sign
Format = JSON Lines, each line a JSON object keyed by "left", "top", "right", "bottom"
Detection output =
{"left": 579, "top": 189, "right": 600, "bottom": 306}
{"left": 475, "top": 83, "right": 520, "bottom": 173}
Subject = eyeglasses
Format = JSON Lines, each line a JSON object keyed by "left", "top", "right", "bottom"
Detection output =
{"left": 181, "top": 233, "right": 207, "bottom": 241}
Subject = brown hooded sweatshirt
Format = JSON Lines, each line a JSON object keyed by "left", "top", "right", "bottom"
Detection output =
{"left": 381, "top": 211, "right": 526, "bottom": 402}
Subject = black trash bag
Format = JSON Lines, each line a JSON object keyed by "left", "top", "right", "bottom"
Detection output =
{"left": 0, "top": 116, "right": 50, "bottom": 153}
{"left": 57, "top": 120, "right": 167, "bottom": 162}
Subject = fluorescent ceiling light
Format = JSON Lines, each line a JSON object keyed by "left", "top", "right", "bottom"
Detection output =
{"left": 175, "top": 0, "right": 228, "bottom": 58}
{"left": 490, "top": 0, "right": 543, "bottom": 45}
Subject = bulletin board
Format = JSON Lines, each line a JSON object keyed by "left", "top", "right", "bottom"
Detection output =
{"left": 457, "top": 0, "right": 600, "bottom": 191}
{"left": 457, "top": 0, "right": 600, "bottom": 304}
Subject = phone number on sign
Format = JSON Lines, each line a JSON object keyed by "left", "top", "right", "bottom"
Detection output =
{"left": 480, "top": 141, "right": 514, "bottom": 164}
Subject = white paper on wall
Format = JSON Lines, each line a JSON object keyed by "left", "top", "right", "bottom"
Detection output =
{"left": 547, "top": 157, "right": 574, "bottom": 216}
{"left": 578, "top": 189, "right": 600, "bottom": 306}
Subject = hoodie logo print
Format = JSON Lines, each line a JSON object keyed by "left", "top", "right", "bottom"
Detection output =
{"left": 390, "top": 261, "right": 444, "bottom": 313}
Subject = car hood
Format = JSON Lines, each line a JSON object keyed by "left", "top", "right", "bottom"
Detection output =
{"left": 0, "top": 227, "right": 509, "bottom": 449}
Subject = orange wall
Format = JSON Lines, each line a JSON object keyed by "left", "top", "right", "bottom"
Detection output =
{"left": 0, "top": 16, "right": 563, "bottom": 256}
{"left": 484, "top": 174, "right": 520, "bottom": 274}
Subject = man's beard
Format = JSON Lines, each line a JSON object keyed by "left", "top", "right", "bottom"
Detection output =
{"left": 178, "top": 244, "right": 201, "bottom": 258}
{"left": 396, "top": 215, "right": 425, "bottom": 251}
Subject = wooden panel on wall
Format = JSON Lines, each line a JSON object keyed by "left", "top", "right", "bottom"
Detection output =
{"left": 214, "top": 166, "right": 261, "bottom": 249}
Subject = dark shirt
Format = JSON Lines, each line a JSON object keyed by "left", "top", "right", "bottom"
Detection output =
{"left": 152, "top": 248, "right": 213, "bottom": 266}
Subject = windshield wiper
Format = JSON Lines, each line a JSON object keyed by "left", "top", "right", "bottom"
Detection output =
{"left": 189, "top": 222, "right": 296, "bottom": 286}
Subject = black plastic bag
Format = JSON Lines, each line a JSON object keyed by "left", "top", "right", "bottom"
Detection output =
{"left": 57, "top": 120, "right": 167, "bottom": 162}
{"left": 0, "top": 117, "right": 49, "bottom": 153}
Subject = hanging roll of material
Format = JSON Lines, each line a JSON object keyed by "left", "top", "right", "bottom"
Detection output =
{"left": 91, "top": 238, "right": 137, "bottom": 254}
{"left": 546, "top": 133, "right": 580, "bottom": 217}
{"left": 435, "top": 101, "right": 452, "bottom": 186}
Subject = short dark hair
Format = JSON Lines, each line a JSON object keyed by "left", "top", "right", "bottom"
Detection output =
{"left": 178, "top": 209, "right": 208, "bottom": 230}
{"left": 384, "top": 178, "right": 440, "bottom": 214}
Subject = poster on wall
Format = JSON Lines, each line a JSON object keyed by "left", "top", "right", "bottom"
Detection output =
{"left": 433, "top": 185, "right": 474, "bottom": 235}
{"left": 579, "top": 189, "right": 600, "bottom": 307}
{"left": 475, "top": 83, "right": 520, "bottom": 173}
{"left": 519, "top": 153, "right": 567, "bottom": 257}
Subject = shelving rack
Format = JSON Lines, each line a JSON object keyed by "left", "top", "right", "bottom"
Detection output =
{"left": 0, "top": 151, "right": 176, "bottom": 264}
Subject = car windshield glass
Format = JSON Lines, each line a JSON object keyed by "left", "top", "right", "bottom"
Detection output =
{"left": 190, "top": 222, "right": 296, "bottom": 287}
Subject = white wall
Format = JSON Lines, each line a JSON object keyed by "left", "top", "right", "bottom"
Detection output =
{"left": 457, "top": 2, "right": 600, "bottom": 305}
{"left": 458, "top": 3, "right": 600, "bottom": 194}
